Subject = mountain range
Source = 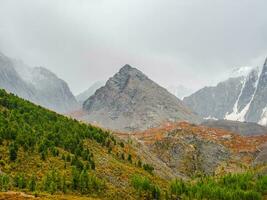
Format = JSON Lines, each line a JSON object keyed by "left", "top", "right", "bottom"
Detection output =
{"left": 184, "top": 58, "right": 267, "bottom": 126}
{"left": 0, "top": 52, "right": 78, "bottom": 113}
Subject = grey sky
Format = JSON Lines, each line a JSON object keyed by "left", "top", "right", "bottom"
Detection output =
{"left": 0, "top": 0, "right": 267, "bottom": 94}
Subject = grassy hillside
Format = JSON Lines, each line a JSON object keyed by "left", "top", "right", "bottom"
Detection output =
{"left": 0, "top": 89, "right": 167, "bottom": 199}
{"left": 0, "top": 89, "right": 267, "bottom": 200}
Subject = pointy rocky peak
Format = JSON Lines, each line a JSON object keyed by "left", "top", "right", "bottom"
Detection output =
{"left": 106, "top": 64, "right": 148, "bottom": 91}
{"left": 83, "top": 64, "right": 200, "bottom": 132}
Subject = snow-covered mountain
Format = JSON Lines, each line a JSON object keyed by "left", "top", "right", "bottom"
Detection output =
{"left": 184, "top": 58, "right": 267, "bottom": 126}
{"left": 0, "top": 52, "right": 78, "bottom": 113}
{"left": 76, "top": 81, "right": 105, "bottom": 103}
{"left": 230, "top": 66, "right": 253, "bottom": 78}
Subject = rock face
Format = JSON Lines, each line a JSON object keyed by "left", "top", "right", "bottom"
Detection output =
{"left": 151, "top": 130, "right": 230, "bottom": 176}
{"left": 247, "top": 59, "right": 267, "bottom": 124}
{"left": 83, "top": 64, "right": 200, "bottom": 131}
{"left": 76, "top": 81, "right": 105, "bottom": 104}
{"left": 183, "top": 77, "right": 244, "bottom": 119}
{"left": 254, "top": 142, "right": 267, "bottom": 165}
{"left": 201, "top": 120, "right": 267, "bottom": 136}
{"left": 0, "top": 52, "right": 78, "bottom": 113}
{"left": 184, "top": 58, "right": 267, "bottom": 126}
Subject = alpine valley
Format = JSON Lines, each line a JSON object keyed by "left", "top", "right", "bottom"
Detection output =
{"left": 0, "top": 51, "right": 267, "bottom": 200}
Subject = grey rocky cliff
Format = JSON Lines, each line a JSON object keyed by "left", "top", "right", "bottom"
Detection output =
{"left": 83, "top": 64, "right": 200, "bottom": 132}
{"left": 246, "top": 59, "right": 267, "bottom": 124}
{"left": 184, "top": 58, "right": 267, "bottom": 126}
{"left": 183, "top": 77, "right": 244, "bottom": 119}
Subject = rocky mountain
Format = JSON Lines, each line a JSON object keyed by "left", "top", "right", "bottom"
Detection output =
{"left": 76, "top": 81, "right": 105, "bottom": 103}
{"left": 0, "top": 52, "right": 36, "bottom": 100}
{"left": 201, "top": 119, "right": 267, "bottom": 136}
{"left": 82, "top": 64, "right": 200, "bottom": 132}
{"left": 183, "top": 77, "right": 244, "bottom": 119}
{"left": 184, "top": 58, "right": 267, "bottom": 126}
{"left": 0, "top": 52, "right": 78, "bottom": 113}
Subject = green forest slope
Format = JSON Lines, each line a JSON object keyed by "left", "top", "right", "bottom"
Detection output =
{"left": 0, "top": 89, "right": 266, "bottom": 200}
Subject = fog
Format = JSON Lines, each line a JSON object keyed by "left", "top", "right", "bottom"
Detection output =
{"left": 0, "top": 0, "right": 267, "bottom": 94}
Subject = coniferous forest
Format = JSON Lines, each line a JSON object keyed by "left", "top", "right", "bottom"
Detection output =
{"left": 0, "top": 89, "right": 267, "bottom": 199}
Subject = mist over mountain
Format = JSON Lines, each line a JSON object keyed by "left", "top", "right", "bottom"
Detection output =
{"left": 166, "top": 85, "right": 194, "bottom": 99}
{"left": 1, "top": 1, "right": 267, "bottom": 199}
{"left": 76, "top": 81, "right": 105, "bottom": 104}
{"left": 0, "top": 52, "right": 78, "bottom": 113}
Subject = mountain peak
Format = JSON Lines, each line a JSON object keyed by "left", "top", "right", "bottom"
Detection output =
{"left": 83, "top": 64, "right": 199, "bottom": 132}
{"left": 120, "top": 64, "right": 133, "bottom": 71}
{"left": 118, "top": 64, "right": 144, "bottom": 76}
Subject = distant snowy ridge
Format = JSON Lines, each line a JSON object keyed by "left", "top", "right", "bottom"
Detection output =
{"left": 184, "top": 58, "right": 267, "bottom": 126}
{"left": 225, "top": 67, "right": 261, "bottom": 121}
{"left": 230, "top": 66, "right": 253, "bottom": 78}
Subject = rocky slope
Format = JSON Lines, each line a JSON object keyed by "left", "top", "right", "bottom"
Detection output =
{"left": 0, "top": 52, "right": 78, "bottom": 113}
{"left": 201, "top": 120, "right": 267, "bottom": 136}
{"left": 184, "top": 58, "right": 267, "bottom": 126}
{"left": 254, "top": 142, "right": 267, "bottom": 165}
{"left": 82, "top": 64, "right": 200, "bottom": 132}
{"left": 0, "top": 52, "right": 36, "bottom": 100}
{"left": 126, "top": 122, "right": 267, "bottom": 177}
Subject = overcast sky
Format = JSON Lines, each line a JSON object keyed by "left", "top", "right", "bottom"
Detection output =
{"left": 0, "top": 0, "right": 267, "bottom": 94}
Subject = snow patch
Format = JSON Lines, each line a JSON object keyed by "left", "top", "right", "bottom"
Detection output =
{"left": 204, "top": 116, "right": 218, "bottom": 120}
{"left": 225, "top": 67, "right": 261, "bottom": 121}
{"left": 230, "top": 66, "right": 253, "bottom": 78}
{"left": 259, "top": 107, "right": 267, "bottom": 126}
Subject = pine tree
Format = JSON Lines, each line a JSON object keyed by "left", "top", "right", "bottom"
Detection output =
{"left": 9, "top": 143, "right": 17, "bottom": 161}
{"left": 28, "top": 175, "right": 37, "bottom": 192}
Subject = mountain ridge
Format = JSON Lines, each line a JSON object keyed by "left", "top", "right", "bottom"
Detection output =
{"left": 0, "top": 52, "right": 78, "bottom": 113}
{"left": 184, "top": 57, "right": 267, "bottom": 126}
